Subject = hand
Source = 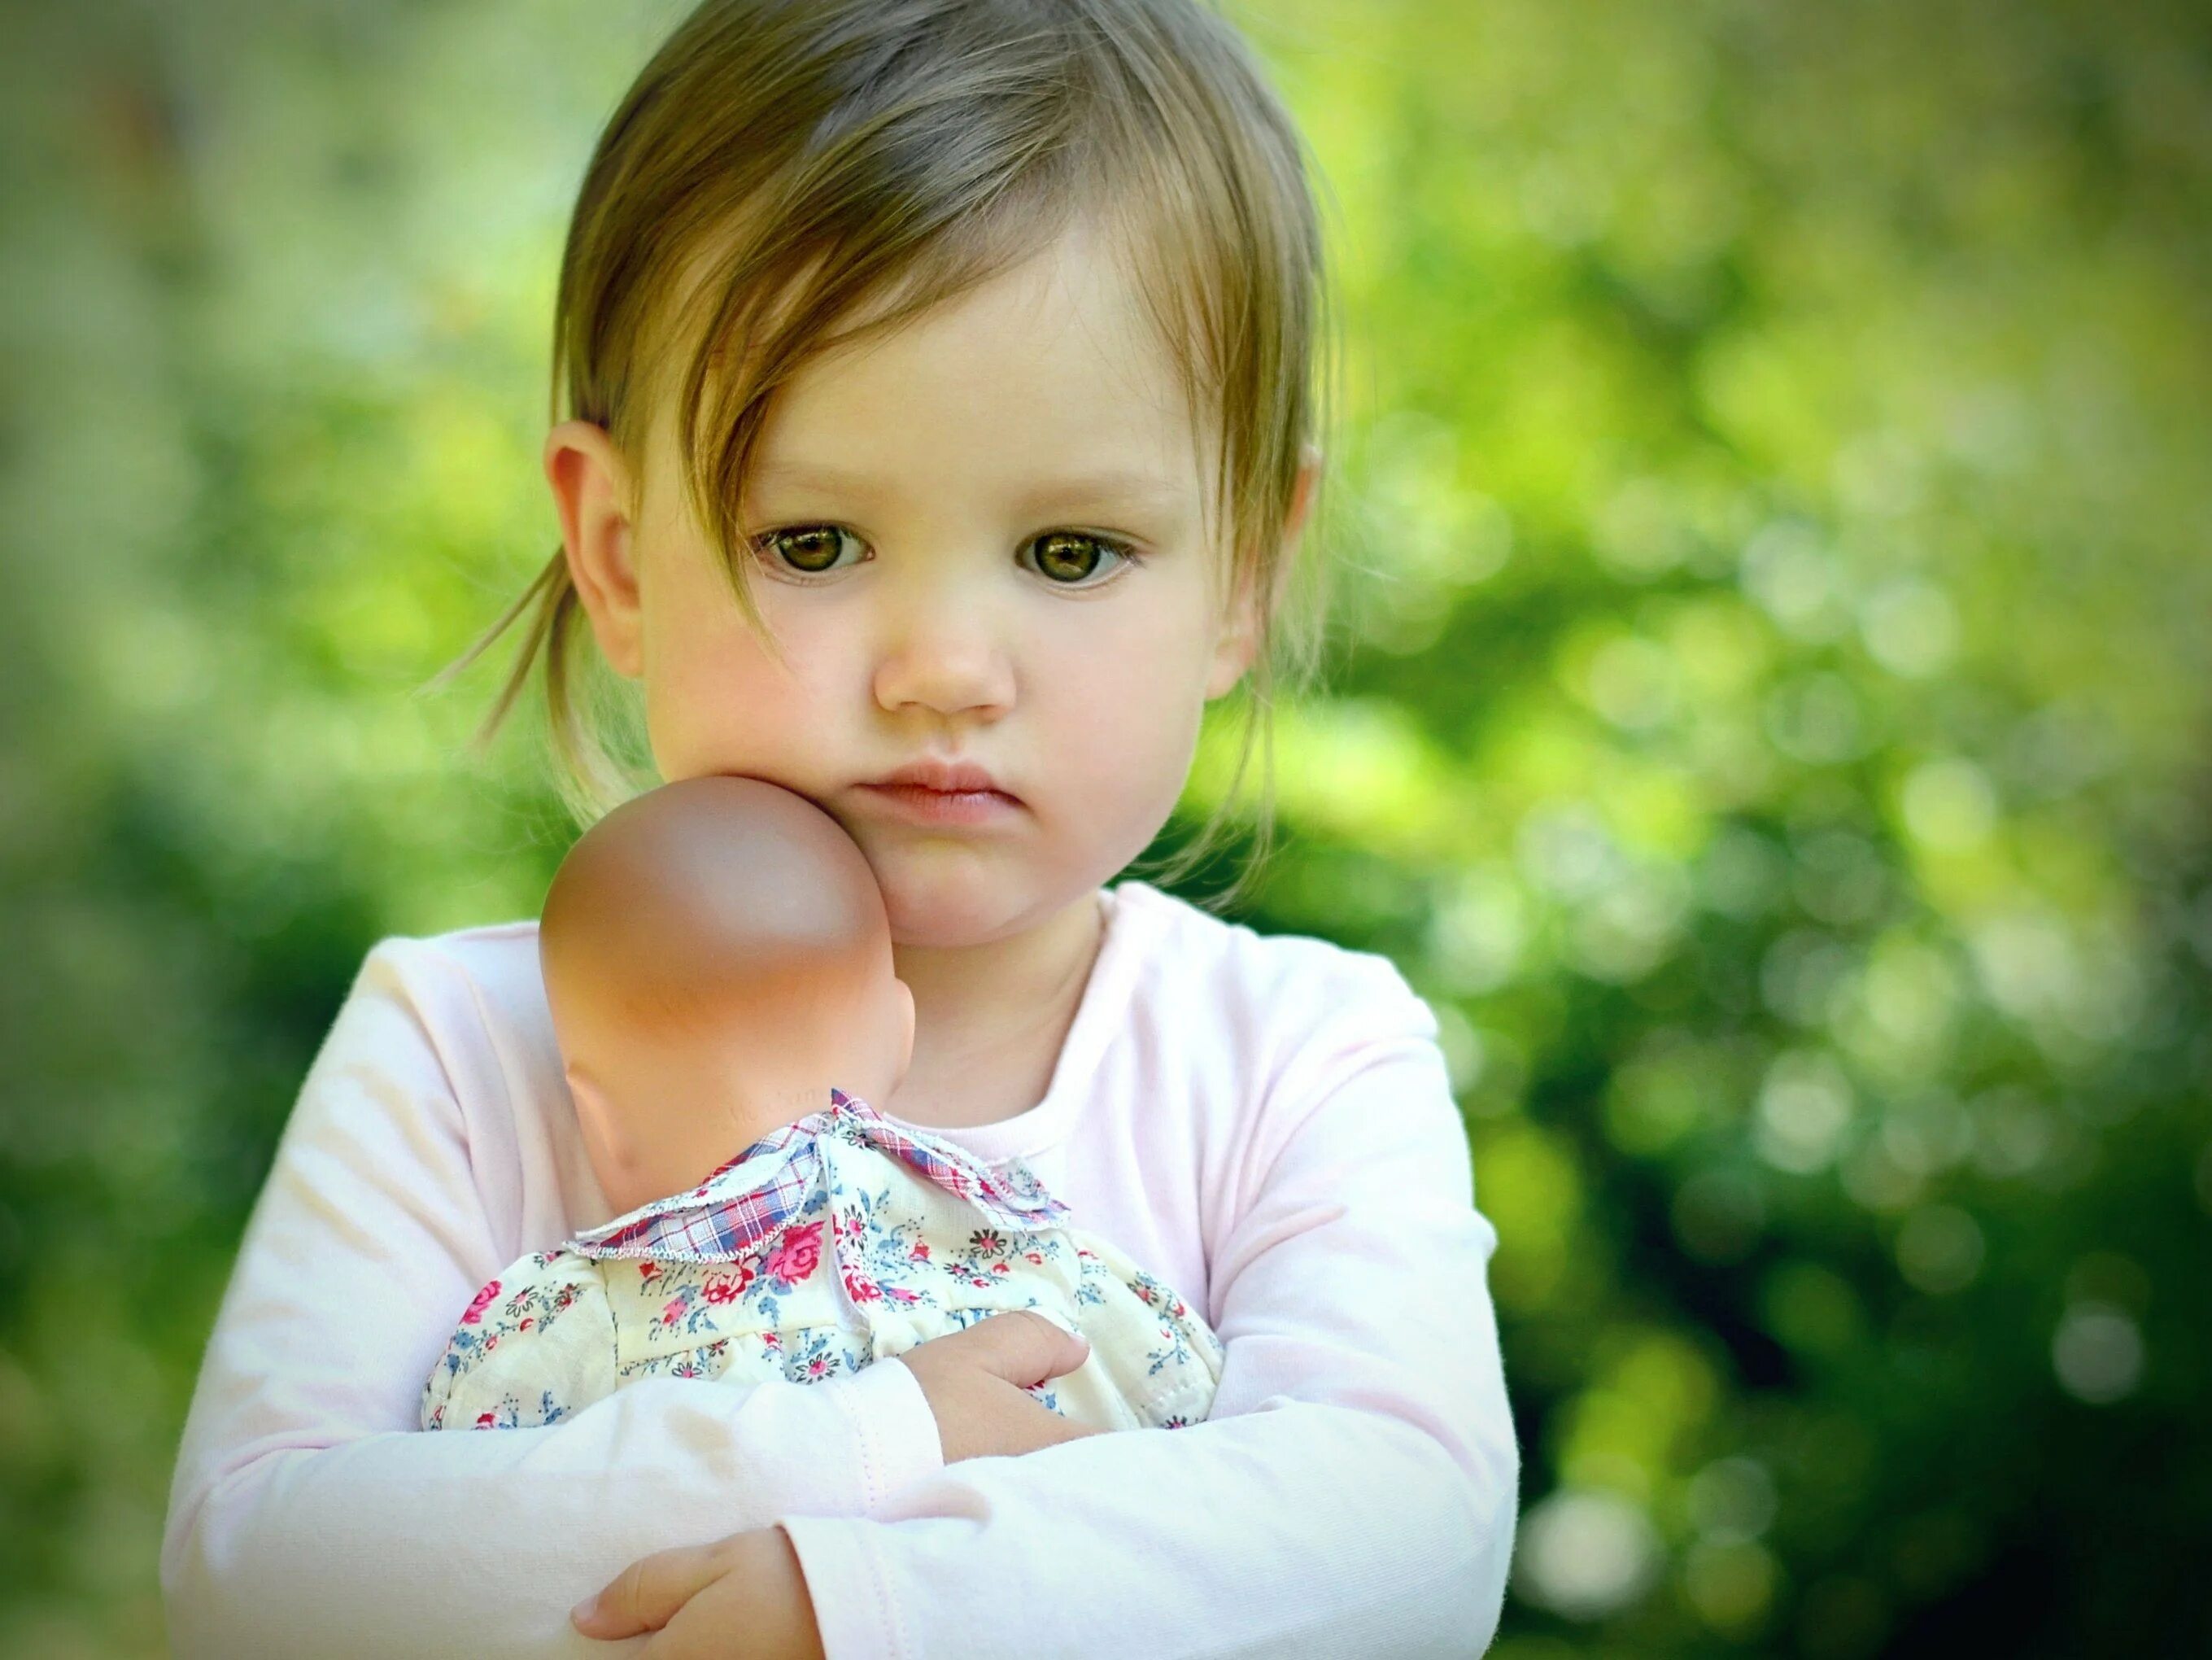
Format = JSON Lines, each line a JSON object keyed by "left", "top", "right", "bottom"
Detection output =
{"left": 568, "top": 1312, "right": 1098, "bottom": 1652}
{"left": 571, "top": 1524, "right": 824, "bottom": 1658}
{"left": 895, "top": 1308, "right": 1106, "bottom": 1462}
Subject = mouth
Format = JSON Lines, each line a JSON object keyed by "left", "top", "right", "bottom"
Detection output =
{"left": 854, "top": 764, "right": 1022, "bottom": 826}
{"left": 862, "top": 758, "right": 1018, "bottom": 801}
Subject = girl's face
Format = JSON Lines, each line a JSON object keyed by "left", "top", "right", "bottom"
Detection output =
{"left": 551, "top": 220, "right": 1313, "bottom": 947}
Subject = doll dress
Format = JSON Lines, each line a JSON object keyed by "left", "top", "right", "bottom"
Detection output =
{"left": 420, "top": 1087, "right": 1224, "bottom": 1435}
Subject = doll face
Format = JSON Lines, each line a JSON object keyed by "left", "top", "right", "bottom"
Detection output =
{"left": 556, "top": 218, "right": 1285, "bottom": 948}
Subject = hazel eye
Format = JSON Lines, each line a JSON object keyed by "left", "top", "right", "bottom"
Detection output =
{"left": 1027, "top": 531, "right": 1135, "bottom": 586}
{"left": 753, "top": 524, "right": 866, "bottom": 579}
{"left": 747, "top": 523, "right": 1141, "bottom": 587}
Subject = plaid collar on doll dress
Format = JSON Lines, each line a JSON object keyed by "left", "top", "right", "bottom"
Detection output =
{"left": 565, "top": 1086, "right": 1071, "bottom": 1264}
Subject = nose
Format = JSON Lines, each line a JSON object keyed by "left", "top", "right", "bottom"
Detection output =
{"left": 870, "top": 573, "right": 1017, "bottom": 722}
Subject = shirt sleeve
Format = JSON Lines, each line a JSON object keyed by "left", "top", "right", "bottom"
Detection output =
{"left": 159, "top": 937, "right": 946, "bottom": 1660}
{"left": 775, "top": 959, "right": 1522, "bottom": 1659}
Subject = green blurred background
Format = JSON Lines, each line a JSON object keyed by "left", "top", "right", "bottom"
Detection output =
{"left": 3, "top": 0, "right": 2208, "bottom": 1653}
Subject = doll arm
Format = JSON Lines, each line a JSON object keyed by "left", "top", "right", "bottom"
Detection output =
{"left": 418, "top": 1248, "right": 622, "bottom": 1432}
{"left": 772, "top": 958, "right": 1520, "bottom": 1658}
{"left": 159, "top": 938, "right": 945, "bottom": 1660}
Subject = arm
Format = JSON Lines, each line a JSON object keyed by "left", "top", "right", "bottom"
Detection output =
{"left": 160, "top": 938, "right": 944, "bottom": 1660}
{"left": 772, "top": 968, "right": 1521, "bottom": 1658}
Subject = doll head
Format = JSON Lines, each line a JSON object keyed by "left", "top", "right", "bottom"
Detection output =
{"left": 539, "top": 773, "right": 916, "bottom": 1215}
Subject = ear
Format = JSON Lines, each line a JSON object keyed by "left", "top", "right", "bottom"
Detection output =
{"left": 1205, "top": 442, "right": 1322, "bottom": 701}
{"left": 545, "top": 418, "right": 646, "bottom": 680}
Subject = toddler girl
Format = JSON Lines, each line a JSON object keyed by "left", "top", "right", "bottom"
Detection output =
{"left": 161, "top": 1, "right": 1519, "bottom": 1655}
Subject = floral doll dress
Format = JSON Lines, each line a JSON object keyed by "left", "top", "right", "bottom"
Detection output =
{"left": 421, "top": 1088, "right": 1224, "bottom": 1436}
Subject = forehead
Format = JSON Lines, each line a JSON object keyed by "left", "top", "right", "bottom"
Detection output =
{"left": 661, "top": 221, "right": 1219, "bottom": 521}
{"left": 784, "top": 227, "right": 1205, "bottom": 496}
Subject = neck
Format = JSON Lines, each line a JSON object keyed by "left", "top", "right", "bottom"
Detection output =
{"left": 887, "top": 886, "right": 1106, "bottom": 1091}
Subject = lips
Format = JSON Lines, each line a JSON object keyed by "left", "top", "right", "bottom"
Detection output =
{"left": 866, "top": 758, "right": 1015, "bottom": 799}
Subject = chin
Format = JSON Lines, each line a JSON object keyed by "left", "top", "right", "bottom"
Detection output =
{"left": 878, "top": 882, "right": 1021, "bottom": 946}
{"left": 869, "top": 858, "right": 1049, "bottom": 946}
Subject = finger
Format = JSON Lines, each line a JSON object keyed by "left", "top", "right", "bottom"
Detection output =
{"left": 636, "top": 1591, "right": 738, "bottom": 1660}
{"left": 1019, "top": 1308, "right": 1093, "bottom": 1379}
{"left": 960, "top": 1310, "right": 1088, "bottom": 1390}
{"left": 969, "top": 1309, "right": 1089, "bottom": 1385}
{"left": 995, "top": 1376, "right": 1114, "bottom": 1453}
{"left": 637, "top": 1529, "right": 814, "bottom": 1660}
{"left": 572, "top": 1540, "right": 729, "bottom": 1639}
{"left": 1026, "top": 1397, "right": 1108, "bottom": 1444}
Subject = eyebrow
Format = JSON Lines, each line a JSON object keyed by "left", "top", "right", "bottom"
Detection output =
{"left": 749, "top": 461, "right": 1189, "bottom": 516}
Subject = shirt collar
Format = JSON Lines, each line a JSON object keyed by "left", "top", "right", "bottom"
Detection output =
{"left": 566, "top": 1086, "right": 1071, "bottom": 1262}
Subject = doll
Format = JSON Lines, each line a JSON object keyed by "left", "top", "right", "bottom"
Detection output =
{"left": 420, "top": 775, "right": 1223, "bottom": 1435}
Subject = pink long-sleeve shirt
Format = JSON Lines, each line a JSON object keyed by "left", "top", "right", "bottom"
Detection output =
{"left": 161, "top": 876, "right": 1520, "bottom": 1658}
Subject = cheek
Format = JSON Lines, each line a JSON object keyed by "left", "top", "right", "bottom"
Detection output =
{"left": 640, "top": 575, "right": 827, "bottom": 782}
{"left": 1027, "top": 608, "right": 1211, "bottom": 793}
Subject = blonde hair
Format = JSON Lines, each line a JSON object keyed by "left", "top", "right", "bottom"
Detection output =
{"left": 425, "top": 0, "right": 1343, "bottom": 914}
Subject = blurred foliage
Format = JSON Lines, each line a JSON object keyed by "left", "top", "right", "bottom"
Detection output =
{"left": 2, "top": 0, "right": 2208, "bottom": 1654}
